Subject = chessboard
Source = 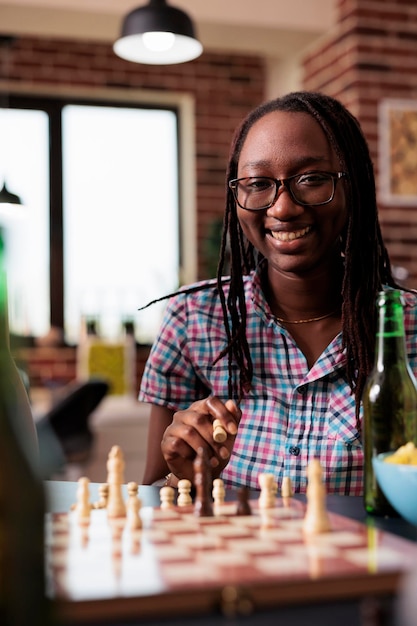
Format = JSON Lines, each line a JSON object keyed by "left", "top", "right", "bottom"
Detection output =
{"left": 46, "top": 483, "right": 417, "bottom": 624}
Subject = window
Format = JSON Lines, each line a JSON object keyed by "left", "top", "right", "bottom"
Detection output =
{"left": 0, "top": 107, "right": 49, "bottom": 337}
{"left": 4, "top": 89, "right": 195, "bottom": 345}
{"left": 62, "top": 104, "right": 179, "bottom": 344}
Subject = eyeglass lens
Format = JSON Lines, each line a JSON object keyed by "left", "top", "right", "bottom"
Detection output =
{"left": 233, "top": 173, "right": 336, "bottom": 209}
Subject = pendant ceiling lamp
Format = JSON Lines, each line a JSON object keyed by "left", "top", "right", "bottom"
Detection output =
{"left": 113, "top": 0, "right": 203, "bottom": 65}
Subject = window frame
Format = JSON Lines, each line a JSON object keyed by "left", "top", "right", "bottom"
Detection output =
{"left": 5, "top": 83, "right": 197, "bottom": 339}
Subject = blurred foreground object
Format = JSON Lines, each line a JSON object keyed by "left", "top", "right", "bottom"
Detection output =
{"left": 0, "top": 230, "right": 52, "bottom": 624}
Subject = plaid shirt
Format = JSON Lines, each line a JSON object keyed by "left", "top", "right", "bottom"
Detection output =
{"left": 139, "top": 266, "right": 417, "bottom": 495}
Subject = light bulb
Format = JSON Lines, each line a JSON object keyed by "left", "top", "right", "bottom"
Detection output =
{"left": 142, "top": 32, "right": 175, "bottom": 52}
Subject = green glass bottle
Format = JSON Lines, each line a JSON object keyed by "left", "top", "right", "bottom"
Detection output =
{"left": 363, "top": 289, "right": 417, "bottom": 516}
{"left": 0, "top": 231, "right": 52, "bottom": 625}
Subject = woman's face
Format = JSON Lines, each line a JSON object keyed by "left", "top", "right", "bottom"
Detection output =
{"left": 235, "top": 110, "right": 348, "bottom": 276}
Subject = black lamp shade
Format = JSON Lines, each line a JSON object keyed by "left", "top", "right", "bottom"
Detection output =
{"left": 113, "top": 0, "right": 203, "bottom": 65}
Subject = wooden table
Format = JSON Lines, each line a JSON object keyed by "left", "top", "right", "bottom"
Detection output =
{"left": 44, "top": 481, "right": 417, "bottom": 626}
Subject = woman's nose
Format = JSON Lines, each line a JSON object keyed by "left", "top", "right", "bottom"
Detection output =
{"left": 266, "top": 185, "right": 304, "bottom": 219}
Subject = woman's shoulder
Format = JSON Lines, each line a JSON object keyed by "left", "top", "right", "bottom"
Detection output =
{"left": 398, "top": 289, "right": 417, "bottom": 333}
{"left": 400, "top": 288, "right": 417, "bottom": 310}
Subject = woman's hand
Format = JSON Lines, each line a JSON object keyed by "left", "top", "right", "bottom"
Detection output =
{"left": 161, "top": 396, "right": 241, "bottom": 483}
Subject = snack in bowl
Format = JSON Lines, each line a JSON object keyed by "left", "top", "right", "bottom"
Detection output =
{"left": 383, "top": 442, "right": 417, "bottom": 465}
{"left": 373, "top": 446, "right": 417, "bottom": 525}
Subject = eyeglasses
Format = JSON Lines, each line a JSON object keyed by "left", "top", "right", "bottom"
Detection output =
{"left": 228, "top": 171, "right": 347, "bottom": 211}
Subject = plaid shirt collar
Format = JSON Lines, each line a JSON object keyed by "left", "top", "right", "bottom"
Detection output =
{"left": 249, "top": 261, "right": 347, "bottom": 381}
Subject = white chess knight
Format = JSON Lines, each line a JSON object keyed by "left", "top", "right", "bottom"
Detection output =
{"left": 302, "top": 459, "right": 331, "bottom": 535}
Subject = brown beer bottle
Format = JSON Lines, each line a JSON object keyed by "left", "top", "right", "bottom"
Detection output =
{"left": 363, "top": 289, "right": 417, "bottom": 515}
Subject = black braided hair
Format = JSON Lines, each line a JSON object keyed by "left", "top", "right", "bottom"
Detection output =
{"left": 219, "top": 91, "right": 399, "bottom": 424}
{"left": 140, "top": 91, "right": 400, "bottom": 426}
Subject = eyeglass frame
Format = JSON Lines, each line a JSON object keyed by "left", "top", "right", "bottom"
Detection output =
{"left": 228, "top": 171, "right": 348, "bottom": 211}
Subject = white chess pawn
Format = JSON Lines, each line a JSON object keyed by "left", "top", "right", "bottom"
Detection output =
{"left": 212, "top": 478, "right": 225, "bottom": 508}
{"left": 126, "top": 481, "right": 142, "bottom": 530}
{"left": 177, "top": 479, "right": 192, "bottom": 506}
{"left": 75, "top": 476, "right": 91, "bottom": 521}
{"left": 213, "top": 419, "right": 227, "bottom": 443}
{"left": 93, "top": 483, "right": 109, "bottom": 509}
{"left": 160, "top": 485, "right": 175, "bottom": 509}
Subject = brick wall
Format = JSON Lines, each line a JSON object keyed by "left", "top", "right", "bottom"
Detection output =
{"left": 5, "top": 37, "right": 265, "bottom": 388}
{"left": 303, "top": 0, "right": 417, "bottom": 286}
{"left": 15, "top": 345, "right": 151, "bottom": 395}
{"left": 5, "top": 36, "right": 265, "bottom": 280}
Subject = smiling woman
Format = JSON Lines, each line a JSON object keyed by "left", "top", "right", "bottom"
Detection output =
{"left": 138, "top": 91, "right": 417, "bottom": 496}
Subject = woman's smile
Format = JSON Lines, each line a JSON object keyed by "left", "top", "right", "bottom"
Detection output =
{"left": 269, "top": 225, "right": 312, "bottom": 242}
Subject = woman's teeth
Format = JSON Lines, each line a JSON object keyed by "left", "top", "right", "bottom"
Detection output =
{"left": 270, "top": 226, "right": 311, "bottom": 242}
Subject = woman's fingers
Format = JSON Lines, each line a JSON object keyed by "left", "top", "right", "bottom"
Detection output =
{"left": 207, "top": 396, "right": 241, "bottom": 438}
{"left": 161, "top": 396, "right": 241, "bottom": 481}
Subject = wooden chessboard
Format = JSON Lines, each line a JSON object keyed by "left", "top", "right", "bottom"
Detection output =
{"left": 45, "top": 495, "right": 417, "bottom": 624}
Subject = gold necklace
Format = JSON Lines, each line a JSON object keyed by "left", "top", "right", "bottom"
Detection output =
{"left": 275, "top": 309, "right": 340, "bottom": 324}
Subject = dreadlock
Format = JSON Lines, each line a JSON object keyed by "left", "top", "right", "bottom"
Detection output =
{"left": 219, "top": 91, "right": 400, "bottom": 424}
